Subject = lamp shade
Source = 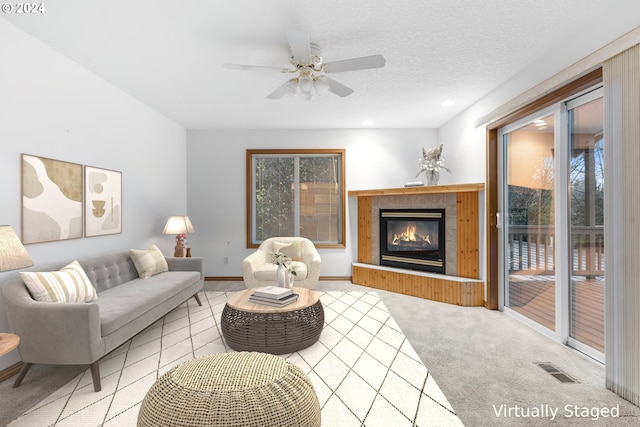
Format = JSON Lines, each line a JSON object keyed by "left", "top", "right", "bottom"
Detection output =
{"left": 162, "top": 216, "right": 195, "bottom": 235}
{"left": 0, "top": 225, "right": 33, "bottom": 272}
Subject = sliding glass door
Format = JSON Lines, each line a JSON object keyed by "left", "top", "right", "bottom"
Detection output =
{"left": 499, "top": 88, "right": 604, "bottom": 359}
{"left": 501, "top": 111, "right": 557, "bottom": 332}
{"left": 568, "top": 92, "right": 604, "bottom": 356}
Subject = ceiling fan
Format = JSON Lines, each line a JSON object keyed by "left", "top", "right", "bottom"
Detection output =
{"left": 224, "top": 30, "right": 386, "bottom": 100}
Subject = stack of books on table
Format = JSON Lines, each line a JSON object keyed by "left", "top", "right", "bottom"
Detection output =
{"left": 249, "top": 286, "right": 299, "bottom": 307}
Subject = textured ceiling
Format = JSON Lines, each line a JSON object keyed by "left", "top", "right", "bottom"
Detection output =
{"left": 2, "top": 0, "right": 634, "bottom": 129}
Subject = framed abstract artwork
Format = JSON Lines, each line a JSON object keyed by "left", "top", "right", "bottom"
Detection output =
{"left": 84, "top": 166, "right": 122, "bottom": 237}
{"left": 21, "top": 154, "right": 84, "bottom": 244}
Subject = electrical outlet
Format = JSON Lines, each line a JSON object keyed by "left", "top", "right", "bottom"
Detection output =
{"left": 223, "top": 256, "right": 229, "bottom": 264}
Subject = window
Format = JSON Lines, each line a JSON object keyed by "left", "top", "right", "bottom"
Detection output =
{"left": 247, "top": 149, "right": 345, "bottom": 248}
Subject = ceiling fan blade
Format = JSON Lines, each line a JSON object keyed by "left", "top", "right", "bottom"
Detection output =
{"left": 323, "top": 77, "right": 354, "bottom": 97}
{"left": 224, "top": 63, "right": 291, "bottom": 73}
{"left": 266, "top": 79, "right": 298, "bottom": 100}
{"left": 323, "top": 54, "right": 386, "bottom": 73}
{"left": 286, "top": 29, "right": 311, "bottom": 65}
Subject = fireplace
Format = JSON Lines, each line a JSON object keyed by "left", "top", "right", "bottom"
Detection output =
{"left": 379, "top": 209, "right": 445, "bottom": 274}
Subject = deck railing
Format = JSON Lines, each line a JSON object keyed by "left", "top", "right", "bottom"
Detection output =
{"left": 508, "top": 225, "right": 604, "bottom": 277}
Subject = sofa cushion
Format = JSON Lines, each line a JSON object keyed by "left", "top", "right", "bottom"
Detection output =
{"left": 129, "top": 245, "right": 168, "bottom": 279}
{"left": 20, "top": 260, "right": 98, "bottom": 303}
{"left": 253, "top": 261, "right": 308, "bottom": 281}
{"left": 97, "top": 271, "right": 201, "bottom": 336}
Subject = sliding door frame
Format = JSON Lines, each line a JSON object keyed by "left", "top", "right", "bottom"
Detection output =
{"left": 485, "top": 68, "right": 602, "bottom": 311}
{"left": 565, "top": 87, "right": 606, "bottom": 362}
{"left": 497, "top": 104, "right": 567, "bottom": 343}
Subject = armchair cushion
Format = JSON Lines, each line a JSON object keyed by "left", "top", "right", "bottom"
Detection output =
{"left": 253, "top": 261, "right": 308, "bottom": 281}
{"left": 20, "top": 260, "right": 98, "bottom": 303}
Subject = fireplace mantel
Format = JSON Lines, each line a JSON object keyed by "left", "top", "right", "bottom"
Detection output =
{"left": 348, "top": 182, "right": 484, "bottom": 197}
{"left": 349, "top": 182, "right": 485, "bottom": 306}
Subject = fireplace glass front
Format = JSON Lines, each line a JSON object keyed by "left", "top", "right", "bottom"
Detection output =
{"left": 379, "top": 209, "right": 445, "bottom": 274}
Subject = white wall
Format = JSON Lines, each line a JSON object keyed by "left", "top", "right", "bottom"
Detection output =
{"left": 186, "top": 128, "right": 470, "bottom": 278}
{"left": 0, "top": 20, "right": 187, "bottom": 370}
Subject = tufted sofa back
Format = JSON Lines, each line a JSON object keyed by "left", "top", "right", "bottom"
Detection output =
{"left": 76, "top": 251, "right": 139, "bottom": 292}
{"left": 3, "top": 250, "right": 140, "bottom": 295}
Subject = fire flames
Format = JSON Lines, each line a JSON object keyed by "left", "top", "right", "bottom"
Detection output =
{"left": 391, "top": 223, "right": 432, "bottom": 245}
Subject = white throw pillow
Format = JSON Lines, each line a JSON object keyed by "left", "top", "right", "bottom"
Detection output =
{"left": 129, "top": 244, "right": 169, "bottom": 279}
{"left": 21, "top": 260, "right": 98, "bottom": 303}
{"left": 273, "top": 240, "right": 303, "bottom": 261}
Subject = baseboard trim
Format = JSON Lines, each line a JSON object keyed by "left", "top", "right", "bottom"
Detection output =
{"left": 0, "top": 361, "right": 22, "bottom": 383}
{"left": 205, "top": 276, "right": 353, "bottom": 282}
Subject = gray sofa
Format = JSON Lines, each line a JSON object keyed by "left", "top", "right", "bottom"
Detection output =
{"left": 2, "top": 250, "right": 204, "bottom": 392}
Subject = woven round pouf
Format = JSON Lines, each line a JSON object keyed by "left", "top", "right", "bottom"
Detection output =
{"left": 137, "top": 352, "right": 321, "bottom": 427}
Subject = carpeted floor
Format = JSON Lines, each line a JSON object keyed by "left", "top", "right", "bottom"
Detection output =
{"left": 6, "top": 290, "right": 462, "bottom": 426}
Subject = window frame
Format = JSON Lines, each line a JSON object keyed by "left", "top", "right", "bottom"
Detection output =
{"left": 246, "top": 148, "right": 346, "bottom": 249}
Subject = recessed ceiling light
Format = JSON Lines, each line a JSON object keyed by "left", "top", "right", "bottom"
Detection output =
{"left": 362, "top": 120, "right": 374, "bottom": 126}
{"left": 441, "top": 100, "right": 454, "bottom": 107}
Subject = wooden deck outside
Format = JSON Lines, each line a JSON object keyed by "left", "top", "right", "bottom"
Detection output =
{"left": 506, "top": 230, "right": 605, "bottom": 354}
{"left": 508, "top": 274, "right": 604, "bottom": 353}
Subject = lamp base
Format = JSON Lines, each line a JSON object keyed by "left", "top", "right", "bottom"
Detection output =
{"left": 174, "top": 242, "right": 184, "bottom": 257}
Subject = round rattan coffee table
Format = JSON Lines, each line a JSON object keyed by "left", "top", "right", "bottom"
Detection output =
{"left": 221, "top": 287, "right": 324, "bottom": 354}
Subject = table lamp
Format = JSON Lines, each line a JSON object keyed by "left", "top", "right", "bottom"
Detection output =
{"left": 0, "top": 225, "right": 33, "bottom": 272}
{"left": 162, "top": 216, "right": 195, "bottom": 257}
{"left": 0, "top": 225, "right": 33, "bottom": 354}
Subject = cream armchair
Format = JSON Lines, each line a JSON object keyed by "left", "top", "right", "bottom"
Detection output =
{"left": 242, "top": 237, "right": 321, "bottom": 289}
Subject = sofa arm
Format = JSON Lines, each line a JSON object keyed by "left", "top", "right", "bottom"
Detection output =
{"left": 3, "top": 280, "right": 103, "bottom": 365}
{"left": 166, "top": 257, "right": 204, "bottom": 280}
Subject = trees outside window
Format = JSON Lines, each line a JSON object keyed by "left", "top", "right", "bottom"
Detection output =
{"left": 247, "top": 149, "right": 345, "bottom": 248}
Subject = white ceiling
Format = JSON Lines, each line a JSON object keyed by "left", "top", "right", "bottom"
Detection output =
{"left": 2, "top": 0, "right": 633, "bottom": 129}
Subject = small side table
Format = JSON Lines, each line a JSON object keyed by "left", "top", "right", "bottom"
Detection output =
{"left": 0, "top": 333, "right": 20, "bottom": 357}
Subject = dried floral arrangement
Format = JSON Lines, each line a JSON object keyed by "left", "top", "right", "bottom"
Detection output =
{"left": 270, "top": 252, "right": 297, "bottom": 275}
{"left": 416, "top": 143, "right": 451, "bottom": 185}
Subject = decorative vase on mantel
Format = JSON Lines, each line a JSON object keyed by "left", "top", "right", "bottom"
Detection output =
{"left": 416, "top": 144, "right": 451, "bottom": 186}
{"left": 425, "top": 170, "right": 440, "bottom": 186}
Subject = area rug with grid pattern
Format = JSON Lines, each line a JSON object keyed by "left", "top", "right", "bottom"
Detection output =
{"left": 8, "top": 291, "right": 463, "bottom": 426}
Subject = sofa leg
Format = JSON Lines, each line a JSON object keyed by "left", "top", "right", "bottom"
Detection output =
{"left": 12, "top": 362, "right": 33, "bottom": 388}
{"left": 90, "top": 361, "right": 101, "bottom": 392}
{"left": 193, "top": 293, "right": 202, "bottom": 306}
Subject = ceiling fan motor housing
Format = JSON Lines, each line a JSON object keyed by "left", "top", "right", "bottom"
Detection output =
{"left": 289, "top": 43, "right": 323, "bottom": 69}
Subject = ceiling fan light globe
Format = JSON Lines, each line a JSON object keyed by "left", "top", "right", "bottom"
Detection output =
{"left": 298, "top": 74, "right": 314, "bottom": 93}
{"left": 313, "top": 77, "right": 330, "bottom": 95}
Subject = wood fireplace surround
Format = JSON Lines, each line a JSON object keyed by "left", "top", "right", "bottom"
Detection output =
{"left": 349, "top": 183, "right": 485, "bottom": 306}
